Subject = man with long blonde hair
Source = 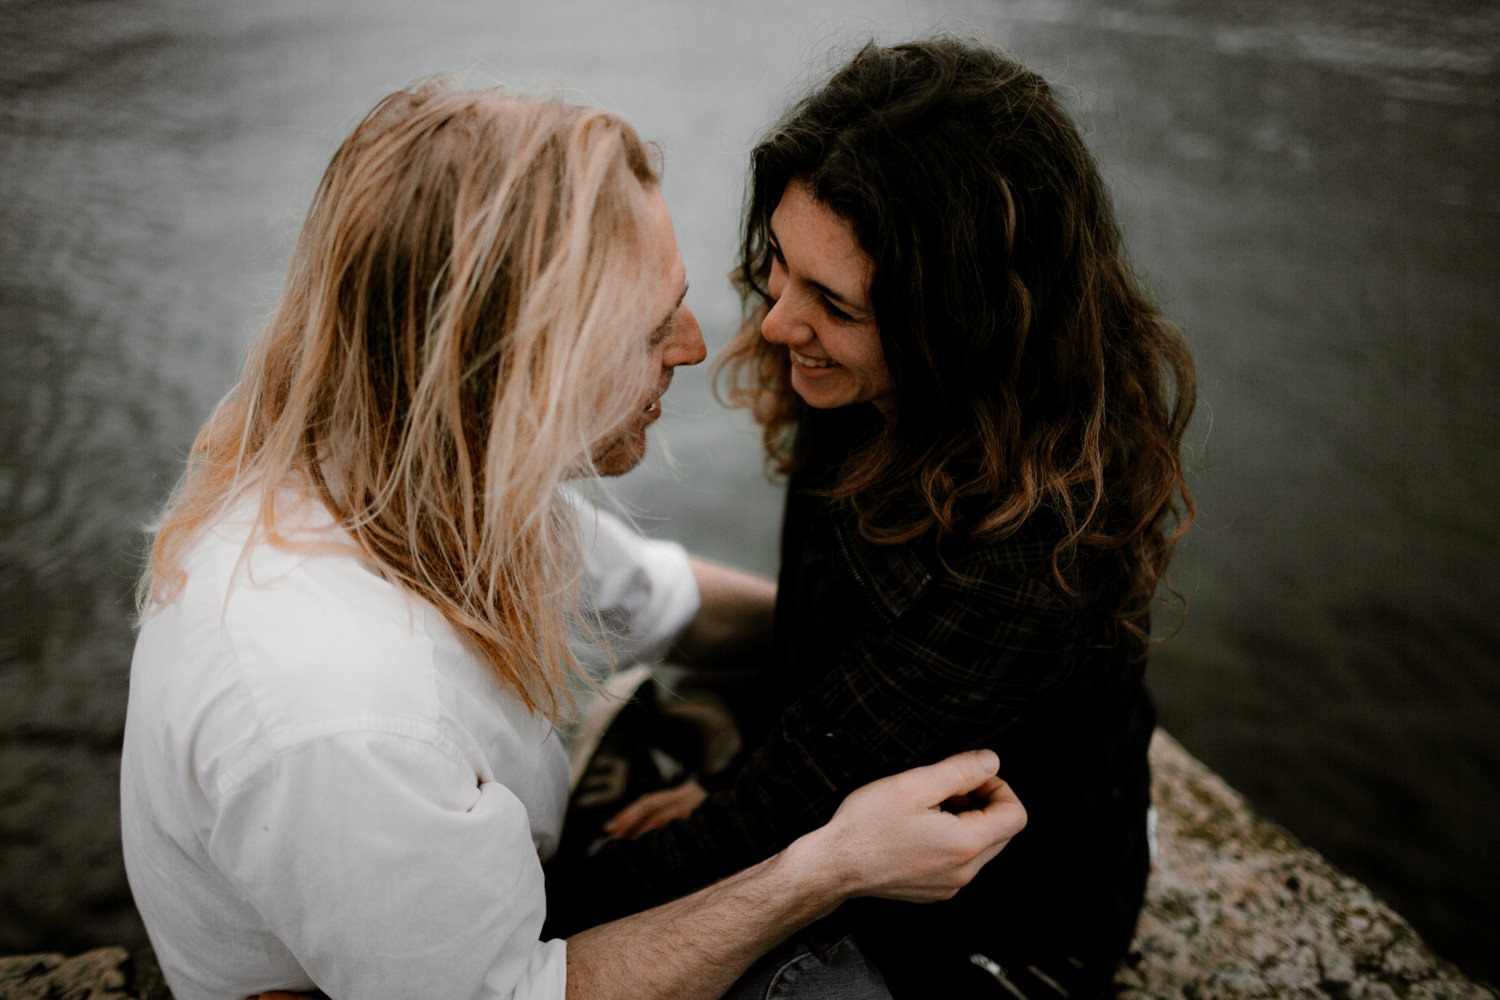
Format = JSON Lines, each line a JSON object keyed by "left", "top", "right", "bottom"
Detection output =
{"left": 121, "top": 80, "right": 1026, "bottom": 1000}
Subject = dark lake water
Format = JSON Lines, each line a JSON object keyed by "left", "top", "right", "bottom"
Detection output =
{"left": 2, "top": 0, "right": 1496, "bottom": 984}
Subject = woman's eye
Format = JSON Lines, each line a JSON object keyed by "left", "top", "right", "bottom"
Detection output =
{"left": 766, "top": 259, "right": 786, "bottom": 300}
{"left": 823, "top": 299, "right": 853, "bottom": 322}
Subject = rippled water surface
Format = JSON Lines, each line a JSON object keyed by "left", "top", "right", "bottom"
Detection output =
{"left": 2, "top": 0, "right": 1496, "bottom": 982}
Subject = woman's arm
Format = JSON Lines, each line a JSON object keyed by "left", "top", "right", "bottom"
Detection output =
{"left": 545, "top": 556, "right": 1070, "bottom": 934}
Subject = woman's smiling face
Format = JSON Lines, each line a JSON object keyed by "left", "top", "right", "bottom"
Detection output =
{"left": 760, "top": 179, "right": 893, "bottom": 413}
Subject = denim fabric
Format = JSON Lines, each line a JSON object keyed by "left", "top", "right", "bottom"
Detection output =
{"left": 722, "top": 933, "right": 893, "bottom": 1000}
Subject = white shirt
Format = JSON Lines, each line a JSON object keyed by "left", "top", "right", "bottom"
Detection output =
{"left": 121, "top": 496, "right": 698, "bottom": 1000}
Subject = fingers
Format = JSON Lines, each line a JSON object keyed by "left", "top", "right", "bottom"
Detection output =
{"left": 950, "top": 775, "right": 1028, "bottom": 865}
{"left": 950, "top": 775, "right": 1011, "bottom": 812}
{"left": 602, "top": 798, "right": 652, "bottom": 839}
{"left": 936, "top": 748, "right": 1002, "bottom": 798}
{"left": 816, "top": 750, "right": 1027, "bottom": 904}
{"left": 888, "top": 748, "right": 1000, "bottom": 807}
{"left": 881, "top": 753, "right": 1025, "bottom": 869}
{"left": 603, "top": 781, "right": 708, "bottom": 839}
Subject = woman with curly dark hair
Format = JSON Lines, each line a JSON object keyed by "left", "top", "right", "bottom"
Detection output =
{"left": 549, "top": 36, "right": 1195, "bottom": 998}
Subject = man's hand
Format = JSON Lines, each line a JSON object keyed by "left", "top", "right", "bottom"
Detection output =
{"left": 604, "top": 779, "right": 708, "bottom": 839}
{"left": 252, "top": 751, "right": 1023, "bottom": 1000}
{"left": 796, "top": 749, "right": 1025, "bottom": 903}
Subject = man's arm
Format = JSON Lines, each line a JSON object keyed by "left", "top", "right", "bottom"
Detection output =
{"left": 668, "top": 556, "right": 776, "bottom": 668}
{"left": 564, "top": 749, "right": 1023, "bottom": 1000}
{"left": 252, "top": 750, "right": 1023, "bottom": 1000}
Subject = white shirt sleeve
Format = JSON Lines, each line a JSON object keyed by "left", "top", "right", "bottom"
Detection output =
{"left": 574, "top": 503, "right": 700, "bottom": 672}
{"left": 208, "top": 721, "right": 567, "bottom": 1000}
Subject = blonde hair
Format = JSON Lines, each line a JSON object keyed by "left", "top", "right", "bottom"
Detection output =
{"left": 140, "top": 81, "right": 665, "bottom": 718}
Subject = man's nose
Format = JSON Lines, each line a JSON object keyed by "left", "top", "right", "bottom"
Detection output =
{"left": 665, "top": 305, "right": 707, "bottom": 367}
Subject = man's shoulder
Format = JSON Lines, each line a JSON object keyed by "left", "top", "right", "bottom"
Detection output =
{"left": 145, "top": 521, "right": 461, "bottom": 730}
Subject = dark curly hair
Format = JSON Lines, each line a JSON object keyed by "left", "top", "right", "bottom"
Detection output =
{"left": 717, "top": 36, "right": 1197, "bottom": 642}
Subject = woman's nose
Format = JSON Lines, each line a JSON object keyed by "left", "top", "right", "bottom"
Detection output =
{"left": 760, "top": 293, "right": 809, "bottom": 346}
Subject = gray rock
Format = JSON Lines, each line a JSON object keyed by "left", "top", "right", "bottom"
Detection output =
{"left": 1118, "top": 731, "right": 1495, "bottom": 999}
{"left": 0, "top": 948, "right": 137, "bottom": 1000}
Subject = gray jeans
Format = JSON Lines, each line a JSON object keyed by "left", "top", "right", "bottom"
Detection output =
{"left": 721, "top": 931, "right": 893, "bottom": 1000}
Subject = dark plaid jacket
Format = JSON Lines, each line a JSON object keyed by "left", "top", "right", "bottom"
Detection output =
{"left": 547, "top": 409, "right": 1154, "bottom": 996}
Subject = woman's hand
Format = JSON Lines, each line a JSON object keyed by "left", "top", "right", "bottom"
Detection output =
{"left": 603, "top": 779, "right": 708, "bottom": 839}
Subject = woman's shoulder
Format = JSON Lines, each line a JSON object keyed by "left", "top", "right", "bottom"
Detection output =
{"left": 925, "top": 508, "right": 1124, "bottom": 618}
{"left": 932, "top": 508, "right": 1065, "bottom": 579}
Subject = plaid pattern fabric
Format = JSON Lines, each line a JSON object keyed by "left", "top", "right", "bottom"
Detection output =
{"left": 546, "top": 416, "right": 1153, "bottom": 995}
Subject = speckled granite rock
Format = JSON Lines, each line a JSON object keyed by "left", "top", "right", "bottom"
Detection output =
{"left": 1118, "top": 731, "right": 1495, "bottom": 999}
{"left": 5, "top": 732, "right": 1493, "bottom": 999}
{"left": 0, "top": 947, "right": 140, "bottom": 1000}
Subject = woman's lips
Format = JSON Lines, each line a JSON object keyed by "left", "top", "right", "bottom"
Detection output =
{"left": 791, "top": 349, "right": 839, "bottom": 370}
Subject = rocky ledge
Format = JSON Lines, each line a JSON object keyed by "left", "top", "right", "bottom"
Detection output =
{"left": 1116, "top": 732, "right": 1493, "bottom": 999}
{"left": 0, "top": 948, "right": 155, "bottom": 1000}
{"left": 2, "top": 731, "right": 1492, "bottom": 999}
